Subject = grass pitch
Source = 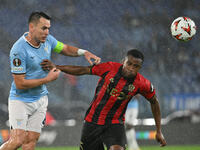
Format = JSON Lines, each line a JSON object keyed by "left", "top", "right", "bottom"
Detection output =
{"left": 34, "top": 145, "right": 200, "bottom": 150}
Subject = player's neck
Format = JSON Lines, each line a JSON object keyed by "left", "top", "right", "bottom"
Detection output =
{"left": 26, "top": 33, "right": 41, "bottom": 48}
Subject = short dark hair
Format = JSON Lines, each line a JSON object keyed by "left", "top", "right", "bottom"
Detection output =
{"left": 127, "top": 49, "right": 144, "bottom": 62}
{"left": 28, "top": 11, "right": 51, "bottom": 24}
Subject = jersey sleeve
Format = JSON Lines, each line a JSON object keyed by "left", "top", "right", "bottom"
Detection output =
{"left": 91, "top": 62, "right": 113, "bottom": 77}
{"left": 48, "top": 35, "right": 64, "bottom": 53}
{"left": 10, "top": 46, "right": 26, "bottom": 74}
{"left": 139, "top": 78, "right": 155, "bottom": 99}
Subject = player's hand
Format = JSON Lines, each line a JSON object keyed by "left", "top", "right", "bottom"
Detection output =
{"left": 46, "top": 68, "right": 60, "bottom": 82}
{"left": 41, "top": 59, "right": 56, "bottom": 71}
{"left": 156, "top": 131, "right": 167, "bottom": 147}
{"left": 84, "top": 51, "right": 101, "bottom": 65}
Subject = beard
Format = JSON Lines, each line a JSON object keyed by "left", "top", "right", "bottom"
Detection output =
{"left": 122, "top": 70, "right": 136, "bottom": 80}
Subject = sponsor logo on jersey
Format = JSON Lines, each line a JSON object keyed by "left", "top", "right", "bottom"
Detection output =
{"left": 110, "top": 88, "right": 132, "bottom": 100}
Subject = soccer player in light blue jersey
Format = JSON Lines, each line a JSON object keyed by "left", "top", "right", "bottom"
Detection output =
{"left": 125, "top": 95, "right": 140, "bottom": 150}
{"left": 0, "top": 12, "right": 101, "bottom": 150}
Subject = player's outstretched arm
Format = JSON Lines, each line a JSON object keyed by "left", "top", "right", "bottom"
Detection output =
{"left": 147, "top": 95, "right": 167, "bottom": 147}
{"left": 41, "top": 59, "right": 91, "bottom": 76}
{"left": 61, "top": 44, "right": 101, "bottom": 65}
{"left": 57, "top": 65, "right": 91, "bottom": 75}
{"left": 13, "top": 68, "right": 60, "bottom": 90}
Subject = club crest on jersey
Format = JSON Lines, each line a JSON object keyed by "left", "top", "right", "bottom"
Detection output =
{"left": 44, "top": 45, "right": 49, "bottom": 53}
{"left": 109, "top": 78, "right": 114, "bottom": 83}
{"left": 128, "top": 84, "right": 135, "bottom": 92}
{"left": 13, "top": 58, "right": 21, "bottom": 67}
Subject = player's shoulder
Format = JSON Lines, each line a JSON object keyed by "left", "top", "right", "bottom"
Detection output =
{"left": 10, "top": 35, "right": 26, "bottom": 54}
{"left": 136, "top": 73, "right": 155, "bottom": 96}
{"left": 13, "top": 35, "right": 26, "bottom": 47}
{"left": 136, "top": 73, "right": 150, "bottom": 83}
{"left": 47, "top": 34, "right": 53, "bottom": 39}
{"left": 46, "top": 34, "right": 56, "bottom": 42}
{"left": 93, "top": 62, "right": 122, "bottom": 72}
{"left": 99, "top": 62, "right": 122, "bottom": 70}
{"left": 105, "top": 61, "right": 122, "bottom": 68}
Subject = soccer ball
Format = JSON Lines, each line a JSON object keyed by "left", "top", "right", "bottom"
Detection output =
{"left": 170, "top": 16, "right": 196, "bottom": 42}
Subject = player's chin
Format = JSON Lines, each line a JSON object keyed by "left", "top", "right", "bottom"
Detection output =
{"left": 40, "top": 39, "right": 46, "bottom": 43}
{"left": 40, "top": 37, "right": 47, "bottom": 43}
{"left": 122, "top": 73, "right": 135, "bottom": 79}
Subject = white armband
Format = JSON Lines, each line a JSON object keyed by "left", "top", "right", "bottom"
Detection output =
{"left": 77, "top": 49, "right": 87, "bottom": 56}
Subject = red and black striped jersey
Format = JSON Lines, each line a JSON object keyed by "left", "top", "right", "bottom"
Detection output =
{"left": 85, "top": 62, "right": 155, "bottom": 125}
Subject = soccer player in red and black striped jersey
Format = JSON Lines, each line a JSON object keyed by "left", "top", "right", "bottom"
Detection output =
{"left": 41, "top": 49, "right": 167, "bottom": 150}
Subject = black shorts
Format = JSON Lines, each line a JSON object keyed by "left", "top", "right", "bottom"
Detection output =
{"left": 80, "top": 121, "right": 127, "bottom": 150}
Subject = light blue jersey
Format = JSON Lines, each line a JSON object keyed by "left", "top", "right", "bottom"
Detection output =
{"left": 9, "top": 32, "right": 63, "bottom": 102}
{"left": 127, "top": 99, "right": 139, "bottom": 109}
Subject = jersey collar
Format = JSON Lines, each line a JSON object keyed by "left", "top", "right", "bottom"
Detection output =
{"left": 23, "top": 32, "right": 41, "bottom": 49}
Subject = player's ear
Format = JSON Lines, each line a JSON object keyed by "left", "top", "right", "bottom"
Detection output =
{"left": 121, "top": 57, "right": 127, "bottom": 64}
{"left": 120, "top": 58, "right": 125, "bottom": 64}
{"left": 29, "top": 23, "right": 34, "bottom": 32}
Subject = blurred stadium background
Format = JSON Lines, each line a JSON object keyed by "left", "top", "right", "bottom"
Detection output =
{"left": 0, "top": 0, "right": 200, "bottom": 149}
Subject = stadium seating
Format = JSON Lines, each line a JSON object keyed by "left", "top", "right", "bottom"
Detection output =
{"left": 0, "top": 0, "right": 200, "bottom": 121}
